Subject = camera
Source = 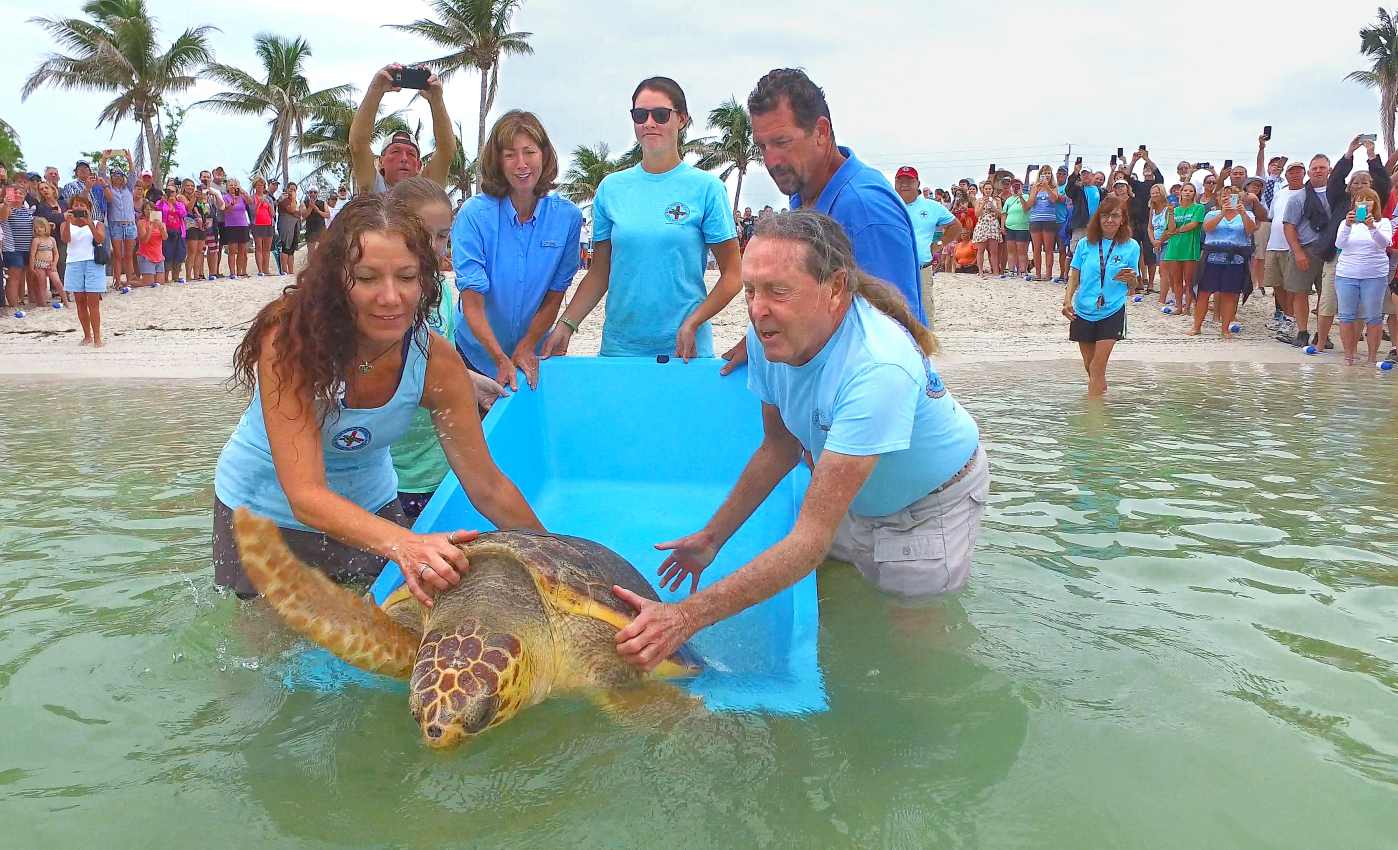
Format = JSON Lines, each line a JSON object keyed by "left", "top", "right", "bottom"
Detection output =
{"left": 391, "top": 66, "right": 431, "bottom": 90}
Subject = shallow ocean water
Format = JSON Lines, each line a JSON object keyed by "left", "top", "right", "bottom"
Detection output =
{"left": 1, "top": 362, "right": 1396, "bottom": 849}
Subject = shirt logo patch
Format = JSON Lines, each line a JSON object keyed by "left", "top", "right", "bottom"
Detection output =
{"left": 664, "top": 202, "right": 691, "bottom": 224}
{"left": 332, "top": 425, "right": 372, "bottom": 451}
{"left": 919, "top": 210, "right": 929, "bottom": 218}
{"left": 811, "top": 408, "right": 832, "bottom": 432}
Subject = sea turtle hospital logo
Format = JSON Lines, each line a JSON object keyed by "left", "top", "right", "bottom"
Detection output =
{"left": 333, "top": 425, "right": 372, "bottom": 451}
{"left": 664, "top": 202, "right": 691, "bottom": 224}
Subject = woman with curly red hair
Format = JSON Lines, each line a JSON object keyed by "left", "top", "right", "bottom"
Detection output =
{"left": 211, "top": 194, "right": 543, "bottom": 607}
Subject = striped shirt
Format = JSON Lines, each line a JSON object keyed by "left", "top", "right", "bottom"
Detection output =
{"left": 3, "top": 205, "right": 35, "bottom": 253}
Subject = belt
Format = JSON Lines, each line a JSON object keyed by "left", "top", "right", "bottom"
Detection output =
{"left": 930, "top": 446, "right": 981, "bottom": 495}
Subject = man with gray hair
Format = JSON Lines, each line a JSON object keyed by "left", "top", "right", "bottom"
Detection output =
{"left": 613, "top": 210, "right": 986, "bottom": 671}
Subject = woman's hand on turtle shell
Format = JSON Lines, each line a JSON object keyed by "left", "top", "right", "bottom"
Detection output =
{"left": 392, "top": 529, "right": 479, "bottom": 607}
{"left": 654, "top": 530, "right": 718, "bottom": 594}
{"left": 613, "top": 586, "right": 698, "bottom": 673}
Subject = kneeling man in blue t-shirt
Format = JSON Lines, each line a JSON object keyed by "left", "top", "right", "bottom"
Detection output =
{"left": 614, "top": 209, "right": 988, "bottom": 671}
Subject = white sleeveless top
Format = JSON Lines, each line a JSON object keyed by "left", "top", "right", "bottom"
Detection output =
{"left": 67, "top": 223, "right": 95, "bottom": 262}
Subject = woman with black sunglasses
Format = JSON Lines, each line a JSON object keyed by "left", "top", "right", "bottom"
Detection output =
{"left": 541, "top": 76, "right": 740, "bottom": 361}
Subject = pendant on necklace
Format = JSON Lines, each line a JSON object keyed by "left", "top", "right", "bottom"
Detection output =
{"left": 358, "top": 362, "right": 372, "bottom": 374}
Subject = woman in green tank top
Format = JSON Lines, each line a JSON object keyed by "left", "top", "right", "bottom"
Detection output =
{"left": 1002, "top": 182, "right": 1031, "bottom": 278}
{"left": 1159, "top": 183, "right": 1206, "bottom": 314}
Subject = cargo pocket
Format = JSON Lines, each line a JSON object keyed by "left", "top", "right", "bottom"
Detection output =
{"left": 872, "top": 526, "right": 950, "bottom": 597}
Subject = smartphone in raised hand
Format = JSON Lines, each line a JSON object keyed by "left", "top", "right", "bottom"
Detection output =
{"left": 1224, "top": 159, "right": 1233, "bottom": 171}
{"left": 1262, "top": 125, "right": 1272, "bottom": 141}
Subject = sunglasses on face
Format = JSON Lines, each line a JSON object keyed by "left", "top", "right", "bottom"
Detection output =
{"left": 629, "top": 107, "right": 674, "bottom": 125}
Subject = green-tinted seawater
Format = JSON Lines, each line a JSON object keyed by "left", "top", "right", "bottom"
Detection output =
{"left": 2, "top": 363, "right": 1395, "bottom": 849}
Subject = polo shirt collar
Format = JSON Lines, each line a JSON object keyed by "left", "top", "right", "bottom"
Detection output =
{"left": 792, "top": 146, "right": 860, "bottom": 212}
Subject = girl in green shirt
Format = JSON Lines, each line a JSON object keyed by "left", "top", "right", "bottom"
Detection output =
{"left": 1160, "top": 183, "right": 1205, "bottom": 314}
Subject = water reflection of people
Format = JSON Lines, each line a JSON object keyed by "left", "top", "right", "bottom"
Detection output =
{"left": 613, "top": 210, "right": 986, "bottom": 671}
{"left": 211, "top": 195, "right": 542, "bottom": 607}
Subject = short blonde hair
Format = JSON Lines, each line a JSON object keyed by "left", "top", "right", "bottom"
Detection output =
{"left": 478, "top": 110, "right": 560, "bottom": 199}
{"left": 33, "top": 217, "right": 52, "bottom": 237}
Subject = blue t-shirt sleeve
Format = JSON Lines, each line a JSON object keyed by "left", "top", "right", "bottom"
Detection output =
{"left": 933, "top": 204, "right": 955, "bottom": 228}
{"left": 593, "top": 179, "right": 614, "bottom": 242}
{"left": 743, "top": 327, "right": 775, "bottom": 404}
{"left": 550, "top": 206, "right": 583, "bottom": 292}
{"left": 1070, "top": 244, "right": 1088, "bottom": 271}
{"left": 451, "top": 202, "right": 491, "bottom": 293}
{"left": 701, "top": 178, "right": 737, "bottom": 244}
{"left": 825, "top": 364, "right": 918, "bottom": 456}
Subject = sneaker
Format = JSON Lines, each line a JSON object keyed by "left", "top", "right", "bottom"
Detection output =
{"left": 1278, "top": 329, "right": 1305, "bottom": 346}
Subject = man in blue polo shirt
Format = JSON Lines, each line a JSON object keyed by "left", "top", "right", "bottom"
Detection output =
{"left": 721, "top": 68, "right": 921, "bottom": 374}
{"left": 894, "top": 165, "right": 959, "bottom": 328}
{"left": 613, "top": 210, "right": 986, "bottom": 671}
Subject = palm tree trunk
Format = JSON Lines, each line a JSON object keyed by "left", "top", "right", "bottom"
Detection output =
{"left": 280, "top": 123, "right": 292, "bottom": 187}
{"left": 476, "top": 69, "right": 489, "bottom": 195}
{"left": 141, "top": 116, "right": 162, "bottom": 187}
{"left": 1383, "top": 85, "right": 1397, "bottom": 161}
{"left": 733, "top": 166, "right": 746, "bottom": 216}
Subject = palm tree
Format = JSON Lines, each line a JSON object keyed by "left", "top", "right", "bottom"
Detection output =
{"left": 423, "top": 122, "right": 478, "bottom": 200}
{"left": 1347, "top": 8, "right": 1398, "bottom": 155}
{"left": 22, "top": 0, "right": 215, "bottom": 187}
{"left": 693, "top": 98, "right": 762, "bottom": 214}
{"left": 195, "top": 34, "right": 353, "bottom": 185}
{"left": 296, "top": 98, "right": 410, "bottom": 187}
{"left": 387, "top": 0, "right": 533, "bottom": 192}
{"left": 559, "top": 143, "right": 630, "bottom": 203}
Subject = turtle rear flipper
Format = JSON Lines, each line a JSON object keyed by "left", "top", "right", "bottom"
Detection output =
{"left": 232, "top": 507, "right": 420, "bottom": 678}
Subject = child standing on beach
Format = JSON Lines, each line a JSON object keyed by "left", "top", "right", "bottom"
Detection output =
{"left": 135, "top": 200, "right": 167, "bottom": 287}
{"left": 30, "top": 218, "right": 65, "bottom": 306}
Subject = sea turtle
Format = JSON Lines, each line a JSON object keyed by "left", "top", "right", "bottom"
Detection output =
{"left": 232, "top": 507, "right": 701, "bottom": 748}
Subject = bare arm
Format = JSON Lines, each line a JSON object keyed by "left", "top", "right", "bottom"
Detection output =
{"left": 350, "top": 67, "right": 394, "bottom": 194}
{"left": 421, "top": 334, "right": 543, "bottom": 530}
{"left": 1256, "top": 135, "right": 1267, "bottom": 178}
{"left": 541, "top": 240, "right": 612, "bottom": 356}
{"left": 699, "top": 403, "right": 802, "bottom": 551}
{"left": 420, "top": 76, "right": 455, "bottom": 187}
{"left": 676, "top": 238, "right": 742, "bottom": 359}
{"left": 675, "top": 450, "right": 875, "bottom": 632}
{"left": 459, "top": 290, "right": 513, "bottom": 376}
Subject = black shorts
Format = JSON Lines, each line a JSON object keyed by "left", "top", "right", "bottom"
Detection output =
{"left": 251, "top": 224, "right": 275, "bottom": 239}
{"left": 1069, "top": 306, "right": 1127, "bottom": 343}
{"left": 1005, "top": 228, "right": 1030, "bottom": 243}
{"left": 1028, "top": 221, "right": 1057, "bottom": 234}
{"left": 211, "top": 496, "right": 409, "bottom": 598}
{"left": 224, "top": 225, "right": 251, "bottom": 244}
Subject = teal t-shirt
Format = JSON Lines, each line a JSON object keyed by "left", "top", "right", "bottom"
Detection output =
{"left": 1004, "top": 194, "right": 1030, "bottom": 230}
{"left": 905, "top": 196, "right": 956, "bottom": 265}
{"left": 593, "top": 162, "right": 736, "bottom": 356}
{"left": 745, "top": 297, "right": 980, "bottom": 518}
{"left": 390, "top": 285, "right": 458, "bottom": 494}
{"left": 1070, "top": 238, "right": 1140, "bottom": 322}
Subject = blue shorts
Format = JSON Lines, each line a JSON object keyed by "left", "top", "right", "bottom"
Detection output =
{"left": 63, "top": 259, "right": 107, "bottom": 293}
{"left": 108, "top": 221, "right": 137, "bottom": 241}
{"left": 137, "top": 256, "right": 164, "bottom": 276}
{"left": 3, "top": 250, "right": 26, "bottom": 268}
{"left": 1335, "top": 275, "right": 1388, "bottom": 324}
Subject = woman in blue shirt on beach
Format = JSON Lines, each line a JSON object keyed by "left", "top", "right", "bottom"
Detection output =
{"left": 454, "top": 110, "right": 582, "bottom": 390}
{"left": 1062, "top": 196, "right": 1140, "bottom": 398}
{"left": 540, "top": 76, "right": 741, "bottom": 361}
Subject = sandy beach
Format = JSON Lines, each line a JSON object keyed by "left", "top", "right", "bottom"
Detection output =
{"left": 0, "top": 268, "right": 1326, "bottom": 380}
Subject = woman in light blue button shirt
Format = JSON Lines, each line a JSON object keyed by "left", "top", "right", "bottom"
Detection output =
{"left": 453, "top": 110, "right": 582, "bottom": 391}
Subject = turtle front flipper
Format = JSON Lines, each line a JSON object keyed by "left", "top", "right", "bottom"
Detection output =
{"left": 231, "top": 507, "right": 420, "bottom": 678}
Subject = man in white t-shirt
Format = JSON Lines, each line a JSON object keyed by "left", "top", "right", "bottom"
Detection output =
{"left": 1263, "top": 161, "right": 1307, "bottom": 332}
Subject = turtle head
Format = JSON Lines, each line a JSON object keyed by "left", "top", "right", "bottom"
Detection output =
{"left": 409, "top": 620, "right": 533, "bottom": 749}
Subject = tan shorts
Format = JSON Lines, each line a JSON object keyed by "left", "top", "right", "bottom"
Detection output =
{"left": 1263, "top": 251, "right": 1289, "bottom": 291}
{"left": 919, "top": 263, "right": 935, "bottom": 329}
{"left": 1253, "top": 221, "right": 1271, "bottom": 253}
{"left": 1282, "top": 246, "right": 1323, "bottom": 295}
{"left": 828, "top": 447, "right": 989, "bottom": 599}
{"left": 1318, "top": 260, "right": 1338, "bottom": 317}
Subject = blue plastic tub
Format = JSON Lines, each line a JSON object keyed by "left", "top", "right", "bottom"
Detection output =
{"left": 362, "top": 356, "right": 826, "bottom": 715}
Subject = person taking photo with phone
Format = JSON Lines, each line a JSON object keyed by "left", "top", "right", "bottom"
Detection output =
{"left": 1191, "top": 186, "right": 1256, "bottom": 338}
{"left": 1333, "top": 187, "right": 1393, "bottom": 365}
{"left": 350, "top": 65, "right": 455, "bottom": 195}
{"left": 1309, "top": 134, "right": 1391, "bottom": 352}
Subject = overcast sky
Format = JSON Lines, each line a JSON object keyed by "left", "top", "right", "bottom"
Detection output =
{"left": 1, "top": 0, "right": 1387, "bottom": 210}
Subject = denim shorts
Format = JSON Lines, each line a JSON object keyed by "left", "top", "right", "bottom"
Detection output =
{"left": 137, "top": 256, "right": 163, "bottom": 276}
{"left": 108, "top": 220, "right": 137, "bottom": 241}
{"left": 3, "top": 250, "right": 26, "bottom": 268}
{"left": 1335, "top": 275, "right": 1388, "bottom": 324}
{"left": 828, "top": 447, "right": 989, "bottom": 598}
{"left": 63, "top": 259, "right": 107, "bottom": 293}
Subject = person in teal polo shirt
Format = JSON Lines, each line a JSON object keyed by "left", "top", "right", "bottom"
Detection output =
{"left": 612, "top": 210, "right": 986, "bottom": 671}
{"left": 720, "top": 68, "right": 921, "bottom": 375}
{"left": 894, "top": 165, "right": 959, "bottom": 328}
{"left": 1062, "top": 196, "right": 1140, "bottom": 398}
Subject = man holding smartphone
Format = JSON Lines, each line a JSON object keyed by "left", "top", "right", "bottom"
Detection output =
{"left": 1308, "top": 134, "right": 1390, "bottom": 350}
{"left": 350, "top": 64, "right": 456, "bottom": 195}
